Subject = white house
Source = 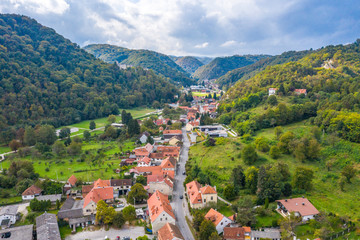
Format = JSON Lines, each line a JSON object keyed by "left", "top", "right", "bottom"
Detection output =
{"left": 137, "top": 156, "right": 152, "bottom": 167}
{"left": 139, "top": 132, "right": 151, "bottom": 144}
{"left": 276, "top": 197, "right": 320, "bottom": 221}
{"left": 205, "top": 208, "right": 233, "bottom": 234}
{"left": 22, "top": 185, "right": 42, "bottom": 201}
{"left": 0, "top": 205, "right": 19, "bottom": 228}
{"left": 147, "top": 190, "right": 175, "bottom": 233}
{"left": 147, "top": 175, "right": 173, "bottom": 195}
{"left": 268, "top": 88, "right": 277, "bottom": 96}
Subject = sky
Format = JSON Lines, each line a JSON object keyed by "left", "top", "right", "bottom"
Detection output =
{"left": 0, "top": 0, "right": 359, "bottom": 57}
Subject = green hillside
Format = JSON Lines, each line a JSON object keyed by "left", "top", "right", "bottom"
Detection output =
{"left": 192, "top": 54, "right": 270, "bottom": 80}
{"left": 217, "top": 50, "right": 311, "bottom": 89}
{"left": 84, "top": 44, "right": 194, "bottom": 86}
{"left": 0, "top": 14, "right": 178, "bottom": 134}
{"left": 175, "top": 56, "right": 204, "bottom": 74}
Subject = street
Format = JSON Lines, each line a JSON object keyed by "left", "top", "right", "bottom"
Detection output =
{"left": 172, "top": 126, "right": 194, "bottom": 240}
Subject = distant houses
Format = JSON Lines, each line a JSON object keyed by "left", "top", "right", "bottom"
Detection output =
{"left": 268, "top": 87, "right": 307, "bottom": 96}
{"left": 276, "top": 197, "right": 319, "bottom": 221}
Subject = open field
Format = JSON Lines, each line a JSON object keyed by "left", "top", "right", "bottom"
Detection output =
{"left": 188, "top": 120, "right": 360, "bottom": 224}
{"left": 0, "top": 146, "right": 11, "bottom": 154}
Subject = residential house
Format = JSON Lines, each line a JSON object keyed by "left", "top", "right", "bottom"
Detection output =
{"left": 207, "top": 130, "right": 228, "bottom": 138}
{"left": 268, "top": 88, "right": 277, "bottom": 96}
{"left": 186, "top": 180, "right": 217, "bottom": 209}
{"left": 63, "top": 175, "right": 78, "bottom": 193}
{"left": 149, "top": 152, "right": 165, "bottom": 165}
{"left": 22, "top": 185, "right": 42, "bottom": 201}
{"left": 163, "top": 130, "right": 183, "bottom": 141}
{"left": 147, "top": 175, "right": 173, "bottom": 195}
{"left": 0, "top": 225, "right": 33, "bottom": 240}
{"left": 223, "top": 224, "right": 251, "bottom": 240}
{"left": 81, "top": 184, "right": 94, "bottom": 198}
{"left": 169, "top": 136, "right": 181, "bottom": 146}
{"left": 121, "top": 158, "right": 135, "bottom": 166}
{"left": 36, "top": 213, "right": 61, "bottom": 240}
{"left": 294, "top": 89, "right": 307, "bottom": 96}
{"left": 0, "top": 205, "right": 18, "bottom": 229}
{"left": 138, "top": 156, "right": 152, "bottom": 167}
{"left": 205, "top": 208, "right": 233, "bottom": 234}
{"left": 158, "top": 223, "right": 185, "bottom": 240}
{"left": 276, "top": 197, "right": 319, "bottom": 221}
{"left": 82, "top": 181, "right": 114, "bottom": 216}
{"left": 147, "top": 190, "right": 175, "bottom": 233}
{"left": 133, "top": 148, "right": 151, "bottom": 161}
{"left": 156, "top": 146, "right": 181, "bottom": 161}
{"left": 198, "top": 125, "right": 223, "bottom": 132}
{"left": 132, "top": 166, "right": 175, "bottom": 179}
{"left": 110, "top": 179, "right": 132, "bottom": 197}
{"left": 160, "top": 157, "right": 176, "bottom": 171}
{"left": 251, "top": 228, "right": 281, "bottom": 240}
{"left": 139, "top": 132, "right": 151, "bottom": 144}
{"left": 36, "top": 194, "right": 62, "bottom": 204}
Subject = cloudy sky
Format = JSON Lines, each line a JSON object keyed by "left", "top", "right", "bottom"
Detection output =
{"left": 0, "top": 0, "right": 359, "bottom": 56}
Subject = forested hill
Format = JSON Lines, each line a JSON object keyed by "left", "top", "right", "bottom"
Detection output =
{"left": 174, "top": 56, "right": 204, "bottom": 74}
{"left": 0, "top": 14, "right": 178, "bottom": 131}
{"left": 84, "top": 44, "right": 194, "bottom": 86}
{"left": 192, "top": 55, "right": 270, "bottom": 81}
{"left": 219, "top": 40, "right": 360, "bottom": 142}
{"left": 216, "top": 50, "right": 311, "bottom": 89}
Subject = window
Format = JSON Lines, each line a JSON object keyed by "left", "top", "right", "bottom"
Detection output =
{"left": 165, "top": 218, "right": 167, "bottom": 220}
{"left": 211, "top": 196, "right": 213, "bottom": 200}
{"left": 160, "top": 218, "right": 162, "bottom": 221}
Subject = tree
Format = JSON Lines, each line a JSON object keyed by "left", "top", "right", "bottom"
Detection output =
{"left": 199, "top": 219, "right": 217, "bottom": 240}
{"left": 192, "top": 211, "right": 205, "bottom": 231}
{"left": 280, "top": 212, "right": 301, "bottom": 240}
{"left": 67, "top": 141, "right": 82, "bottom": 155}
{"left": 127, "top": 183, "right": 148, "bottom": 203}
{"left": 113, "top": 212, "right": 125, "bottom": 228}
{"left": 56, "top": 199, "right": 60, "bottom": 210}
{"left": 64, "top": 136, "right": 72, "bottom": 146}
{"left": 9, "top": 140, "right": 21, "bottom": 152}
{"left": 136, "top": 175, "right": 147, "bottom": 186}
{"left": 269, "top": 146, "right": 281, "bottom": 159}
{"left": 234, "top": 196, "right": 256, "bottom": 226}
{"left": 256, "top": 166, "right": 282, "bottom": 203}
{"left": 341, "top": 165, "right": 356, "bottom": 183}
{"left": 146, "top": 135, "right": 154, "bottom": 145}
{"left": 204, "top": 137, "right": 216, "bottom": 147}
{"left": 282, "top": 182, "right": 292, "bottom": 197}
{"left": 245, "top": 166, "right": 259, "bottom": 194}
{"left": 223, "top": 184, "right": 236, "bottom": 201}
{"left": 122, "top": 205, "right": 136, "bottom": 222}
{"left": 277, "top": 131, "right": 295, "bottom": 154}
{"left": 59, "top": 128, "right": 70, "bottom": 139}
{"left": 339, "top": 176, "right": 346, "bottom": 191}
{"left": 242, "top": 144, "right": 257, "bottom": 165}
{"left": 36, "top": 125, "right": 57, "bottom": 145}
{"left": 24, "top": 126, "right": 36, "bottom": 146}
{"left": 268, "top": 95, "right": 278, "bottom": 106}
{"left": 96, "top": 200, "right": 116, "bottom": 225}
{"left": 232, "top": 165, "right": 245, "bottom": 192}
{"left": 209, "top": 232, "right": 221, "bottom": 240}
{"left": 89, "top": 121, "right": 96, "bottom": 130}
{"left": 292, "top": 167, "right": 314, "bottom": 191}
{"left": 274, "top": 126, "right": 283, "bottom": 140}
{"left": 255, "top": 137, "right": 270, "bottom": 152}
{"left": 52, "top": 141, "right": 66, "bottom": 156}
{"left": 83, "top": 130, "right": 91, "bottom": 141}
{"left": 107, "top": 114, "right": 117, "bottom": 124}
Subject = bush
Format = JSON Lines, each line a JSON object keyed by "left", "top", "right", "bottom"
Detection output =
{"left": 269, "top": 146, "right": 281, "bottom": 159}
{"left": 255, "top": 137, "right": 270, "bottom": 152}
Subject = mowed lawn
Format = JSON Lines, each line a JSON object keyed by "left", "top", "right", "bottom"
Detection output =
{"left": 0, "top": 146, "right": 11, "bottom": 154}
{"left": 189, "top": 121, "right": 360, "bottom": 221}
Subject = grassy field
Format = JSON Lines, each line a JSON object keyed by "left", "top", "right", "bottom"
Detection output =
{"left": 188, "top": 120, "right": 360, "bottom": 225}
{"left": 2, "top": 139, "right": 137, "bottom": 181}
{"left": 0, "top": 146, "right": 11, "bottom": 154}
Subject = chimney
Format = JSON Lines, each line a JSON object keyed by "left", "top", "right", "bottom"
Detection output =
{"left": 285, "top": 199, "right": 287, "bottom": 202}
{"left": 302, "top": 202, "right": 305, "bottom": 205}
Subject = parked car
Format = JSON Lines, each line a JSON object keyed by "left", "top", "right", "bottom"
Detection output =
{"left": 122, "top": 237, "right": 130, "bottom": 240}
{"left": 182, "top": 171, "right": 186, "bottom": 175}
{"left": 1, "top": 232, "right": 11, "bottom": 238}
{"left": 180, "top": 195, "right": 183, "bottom": 199}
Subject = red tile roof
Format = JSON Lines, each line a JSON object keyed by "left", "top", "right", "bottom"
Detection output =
{"left": 163, "top": 130, "right": 182, "bottom": 135}
{"left": 135, "top": 166, "right": 162, "bottom": 175}
{"left": 160, "top": 157, "right": 175, "bottom": 169}
{"left": 186, "top": 181, "right": 202, "bottom": 204}
{"left": 93, "top": 179, "right": 110, "bottom": 188}
{"left": 147, "top": 175, "right": 173, "bottom": 188}
{"left": 149, "top": 152, "right": 164, "bottom": 159}
{"left": 81, "top": 184, "right": 94, "bottom": 198}
{"left": 83, "top": 187, "right": 113, "bottom": 208}
{"left": 67, "top": 175, "right": 77, "bottom": 186}
{"left": 205, "top": 208, "right": 225, "bottom": 226}
{"left": 158, "top": 223, "right": 184, "bottom": 240}
{"left": 147, "top": 190, "right": 175, "bottom": 223}
{"left": 138, "top": 156, "right": 151, "bottom": 165}
{"left": 22, "top": 185, "right": 42, "bottom": 196}
{"left": 200, "top": 185, "right": 217, "bottom": 194}
{"left": 276, "top": 197, "right": 319, "bottom": 216}
{"left": 294, "top": 89, "right": 307, "bottom": 94}
{"left": 223, "top": 227, "right": 245, "bottom": 240}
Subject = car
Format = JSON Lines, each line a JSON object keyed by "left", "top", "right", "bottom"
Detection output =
{"left": 182, "top": 171, "right": 186, "bottom": 175}
{"left": 117, "top": 204, "right": 124, "bottom": 208}
{"left": 180, "top": 195, "right": 183, "bottom": 199}
{"left": 116, "top": 237, "right": 120, "bottom": 240}
{"left": 122, "top": 237, "right": 130, "bottom": 240}
{"left": 1, "top": 232, "right": 11, "bottom": 238}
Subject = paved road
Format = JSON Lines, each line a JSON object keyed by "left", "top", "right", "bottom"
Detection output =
{"left": 172, "top": 127, "right": 194, "bottom": 240}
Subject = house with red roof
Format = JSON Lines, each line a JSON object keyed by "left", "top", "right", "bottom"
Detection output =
{"left": 147, "top": 190, "right": 175, "bottom": 233}
{"left": 163, "top": 130, "right": 183, "bottom": 141}
{"left": 22, "top": 185, "right": 42, "bottom": 201}
{"left": 83, "top": 187, "right": 114, "bottom": 216}
{"left": 63, "top": 175, "right": 78, "bottom": 193}
{"left": 158, "top": 223, "right": 184, "bottom": 240}
{"left": 223, "top": 225, "right": 251, "bottom": 240}
{"left": 186, "top": 180, "right": 217, "bottom": 209}
{"left": 276, "top": 197, "right": 319, "bottom": 221}
{"left": 147, "top": 175, "right": 174, "bottom": 195}
{"left": 268, "top": 88, "right": 277, "bottom": 96}
{"left": 138, "top": 156, "right": 152, "bottom": 167}
{"left": 160, "top": 157, "right": 176, "bottom": 171}
{"left": 205, "top": 208, "right": 233, "bottom": 234}
{"left": 294, "top": 89, "right": 307, "bottom": 96}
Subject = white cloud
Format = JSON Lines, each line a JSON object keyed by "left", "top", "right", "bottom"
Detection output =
{"left": 221, "top": 40, "right": 237, "bottom": 47}
{"left": 8, "top": 0, "right": 69, "bottom": 15}
{"left": 194, "top": 42, "right": 209, "bottom": 48}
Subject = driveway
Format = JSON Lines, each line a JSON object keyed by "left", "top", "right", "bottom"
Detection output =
{"left": 171, "top": 127, "right": 194, "bottom": 240}
{"left": 65, "top": 225, "right": 153, "bottom": 240}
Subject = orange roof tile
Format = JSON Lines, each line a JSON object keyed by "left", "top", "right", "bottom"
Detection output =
{"left": 158, "top": 223, "right": 184, "bottom": 240}
{"left": 200, "top": 185, "right": 217, "bottom": 194}
{"left": 276, "top": 197, "right": 319, "bottom": 216}
{"left": 135, "top": 166, "right": 162, "bottom": 175}
{"left": 93, "top": 179, "right": 110, "bottom": 188}
{"left": 205, "top": 208, "right": 225, "bottom": 226}
{"left": 163, "top": 130, "right": 182, "bottom": 135}
{"left": 160, "top": 157, "right": 175, "bottom": 169}
{"left": 67, "top": 175, "right": 77, "bottom": 186}
{"left": 186, "top": 180, "right": 202, "bottom": 204}
{"left": 83, "top": 187, "right": 113, "bottom": 208}
{"left": 138, "top": 156, "right": 152, "bottom": 165}
{"left": 22, "top": 185, "right": 42, "bottom": 196}
{"left": 223, "top": 227, "right": 245, "bottom": 240}
{"left": 147, "top": 190, "right": 175, "bottom": 223}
